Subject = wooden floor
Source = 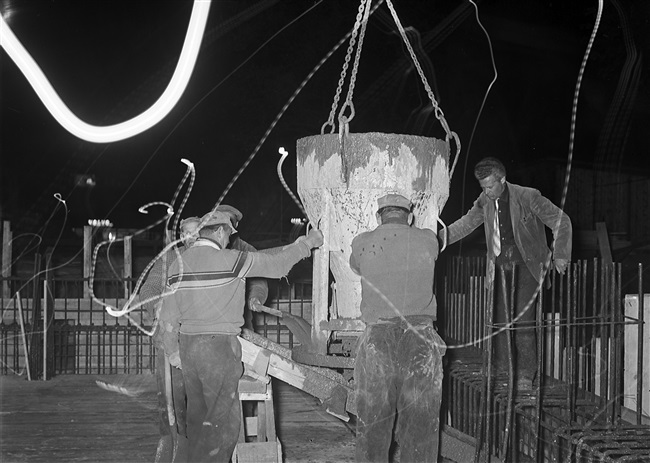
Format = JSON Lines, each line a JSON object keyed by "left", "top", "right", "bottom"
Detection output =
{"left": 0, "top": 374, "right": 355, "bottom": 463}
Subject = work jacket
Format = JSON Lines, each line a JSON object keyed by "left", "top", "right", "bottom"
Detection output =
{"left": 446, "top": 182, "right": 572, "bottom": 283}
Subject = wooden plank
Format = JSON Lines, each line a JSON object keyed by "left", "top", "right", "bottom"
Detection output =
{"left": 238, "top": 336, "right": 355, "bottom": 416}
{"left": 596, "top": 222, "right": 613, "bottom": 265}
{"left": 234, "top": 441, "right": 281, "bottom": 463}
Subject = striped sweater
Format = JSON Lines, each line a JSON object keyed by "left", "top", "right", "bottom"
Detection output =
{"left": 159, "top": 237, "right": 312, "bottom": 354}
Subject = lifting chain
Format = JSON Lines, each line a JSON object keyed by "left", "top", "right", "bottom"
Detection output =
{"left": 337, "top": 0, "right": 372, "bottom": 132}
{"left": 385, "top": 0, "right": 461, "bottom": 177}
{"left": 321, "top": 0, "right": 371, "bottom": 135}
{"left": 322, "top": 0, "right": 461, "bottom": 178}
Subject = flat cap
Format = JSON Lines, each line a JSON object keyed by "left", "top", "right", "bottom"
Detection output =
{"left": 214, "top": 204, "right": 243, "bottom": 225}
{"left": 377, "top": 193, "right": 412, "bottom": 210}
{"left": 200, "top": 210, "right": 237, "bottom": 232}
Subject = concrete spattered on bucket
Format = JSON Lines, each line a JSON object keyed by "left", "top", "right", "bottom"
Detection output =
{"left": 296, "top": 132, "right": 450, "bottom": 319}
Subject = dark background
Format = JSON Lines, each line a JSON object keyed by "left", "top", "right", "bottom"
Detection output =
{"left": 1, "top": 0, "right": 649, "bottom": 252}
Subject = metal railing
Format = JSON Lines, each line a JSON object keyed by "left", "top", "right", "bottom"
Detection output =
{"left": 0, "top": 276, "right": 312, "bottom": 377}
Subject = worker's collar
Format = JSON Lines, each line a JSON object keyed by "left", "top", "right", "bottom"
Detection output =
{"left": 194, "top": 238, "right": 222, "bottom": 251}
{"left": 496, "top": 183, "right": 510, "bottom": 203}
{"left": 379, "top": 221, "right": 411, "bottom": 227}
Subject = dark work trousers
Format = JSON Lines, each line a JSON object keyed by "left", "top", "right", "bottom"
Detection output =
{"left": 154, "top": 347, "right": 187, "bottom": 463}
{"left": 354, "top": 316, "right": 446, "bottom": 463}
{"left": 493, "top": 246, "right": 539, "bottom": 381}
{"left": 179, "top": 333, "right": 243, "bottom": 463}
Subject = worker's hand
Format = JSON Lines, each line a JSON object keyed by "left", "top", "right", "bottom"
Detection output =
{"left": 168, "top": 351, "right": 182, "bottom": 369}
{"left": 249, "top": 297, "right": 263, "bottom": 313}
{"left": 554, "top": 258, "right": 569, "bottom": 275}
{"left": 303, "top": 229, "right": 324, "bottom": 249}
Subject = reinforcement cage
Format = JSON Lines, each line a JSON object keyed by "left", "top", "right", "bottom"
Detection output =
{"left": 441, "top": 256, "right": 649, "bottom": 461}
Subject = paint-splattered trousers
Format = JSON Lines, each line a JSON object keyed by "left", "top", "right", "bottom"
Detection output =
{"left": 179, "top": 333, "right": 243, "bottom": 463}
{"left": 354, "top": 315, "right": 446, "bottom": 463}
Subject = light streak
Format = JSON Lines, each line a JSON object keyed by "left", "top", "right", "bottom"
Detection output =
{"left": 0, "top": 0, "right": 211, "bottom": 143}
{"left": 94, "top": 158, "right": 196, "bottom": 332}
{"left": 277, "top": 147, "right": 307, "bottom": 218}
{"left": 91, "top": 201, "right": 176, "bottom": 325}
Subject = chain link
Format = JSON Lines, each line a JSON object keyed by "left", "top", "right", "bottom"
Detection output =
{"left": 322, "top": 0, "right": 460, "bottom": 179}
{"left": 337, "top": 0, "right": 372, "bottom": 127}
{"left": 385, "top": 0, "right": 460, "bottom": 175}
{"left": 321, "top": 0, "right": 368, "bottom": 135}
{"left": 385, "top": 0, "right": 448, "bottom": 137}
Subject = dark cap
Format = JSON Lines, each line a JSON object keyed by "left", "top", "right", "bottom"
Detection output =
{"left": 377, "top": 193, "right": 412, "bottom": 210}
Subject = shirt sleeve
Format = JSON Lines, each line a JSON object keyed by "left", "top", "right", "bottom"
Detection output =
{"left": 232, "top": 238, "right": 269, "bottom": 304}
{"left": 446, "top": 195, "right": 487, "bottom": 245}
{"left": 240, "top": 240, "right": 312, "bottom": 279}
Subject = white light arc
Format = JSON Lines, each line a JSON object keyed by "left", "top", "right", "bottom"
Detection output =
{"left": 0, "top": 0, "right": 211, "bottom": 143}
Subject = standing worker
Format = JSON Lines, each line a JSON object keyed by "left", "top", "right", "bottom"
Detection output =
{"left": 212, "top": 204, "right": 268, "bottom": 331}
{"left": 446, "top": 157, "right": 572, "bottom": 390}
{"left": 350, "top": 193, "right": 446, "bottom": 463}
{"left": 138, "top": 217, "right": 200, "bottom": 462}
{"left": 158, "top": 210, "right": 323, "bottom": 462}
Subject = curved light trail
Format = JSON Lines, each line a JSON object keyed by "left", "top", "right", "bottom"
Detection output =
{"left": 0, "top": 0, "right": 211, "bottom": 143}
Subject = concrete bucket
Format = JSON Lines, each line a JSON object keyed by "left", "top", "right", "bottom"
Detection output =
{"left": 296, "top": 132, "right": 450, "bottom": 358}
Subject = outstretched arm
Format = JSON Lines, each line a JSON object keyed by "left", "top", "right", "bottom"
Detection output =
{"left": 242, "top": 230, "right": 323, "bottom": 279}
{"left": 446, "top": 196, "right": 487, "bottom": 246}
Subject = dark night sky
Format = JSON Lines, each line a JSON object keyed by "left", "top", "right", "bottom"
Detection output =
{"left": 1, "top": 0, "right": 649, "bottom": 248}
